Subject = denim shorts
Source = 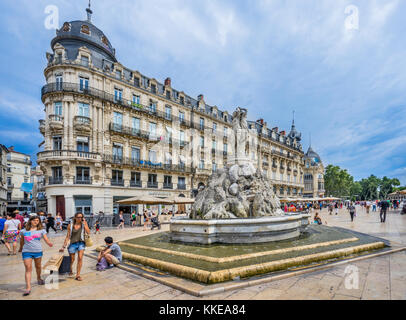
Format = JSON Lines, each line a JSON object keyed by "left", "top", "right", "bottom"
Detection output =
{"left": 68, "top": 241, "right": 86, "bottom": 254}
{"left": 22, "top": 252, "right": 43, "bottom": 260}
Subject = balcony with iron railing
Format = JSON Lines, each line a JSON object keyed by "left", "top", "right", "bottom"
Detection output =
{"left": 130, "top": 180, "right": 142, "bottom": 188}
{"left": 48, "top": 177, "right": 63, "bottom": 185}
{"left": 45, "top": 57, "right": 233, "bottom": 125}
{"left": 177, "top": 184, "right": 187, "bottom": 190}
{"left": 103, "top": 155, "right": 193, "bottom": 174}
{"left": 111, "top": 179, "right": 124, "bottom": 187}
{"left": 163, "top": 183, "right": 173, "bottom": 189}
{"left": 42, "top": 82, "right": 172, "bottom": 123}
{"left": 147, "top": 181, "right": 159, "bottom": 189}
{"left": 109, "top": 123, "right": 161, "bottom": 142}
{"left": 74, "top": 177, "right": 92, "bottom": 185}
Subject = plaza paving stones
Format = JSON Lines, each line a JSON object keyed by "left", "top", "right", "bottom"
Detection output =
{"left": 0, "top": 207, "right": 405, "bottom": 299}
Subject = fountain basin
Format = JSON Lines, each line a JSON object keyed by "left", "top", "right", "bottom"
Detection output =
{"left": 170, "top": 213, "right": 311, "bottom": 244}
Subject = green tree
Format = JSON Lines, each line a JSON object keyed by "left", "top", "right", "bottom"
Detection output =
{"left": 349, "top": 181, "right": 362, "bottom": 201}
{"left": 324, "top": 165, "right": 354, "bottom": 198}
{"left": 359, "top": 175, "right": 381, "bottom": 200}
{"left": 379, "top": 177, "right": 400, "bottom": 199}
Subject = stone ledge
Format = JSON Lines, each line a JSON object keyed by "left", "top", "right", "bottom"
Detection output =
{"left": 88, "top": 245, "right": 406, "bottom": 296}
{"left": 97, "top": 241, "right": 385, "bottom": 284}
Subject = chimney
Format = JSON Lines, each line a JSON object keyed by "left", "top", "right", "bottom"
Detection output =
{"left": 198, "top": 94, "right": 204, "bottom": 102}
{"left": 9, "top": 146, "right": 14, "bottom": 151}
{"left": 164, "top": 77, "right": 171, "bottom": 87}
{"left": 280, "top": 131, "right": 286, "bottom": 136}
{"left": 272, "top": 127, "right": 278, "bottom": 133}
{"left": 257, "top": 119, "right": 264, "bottom": 125}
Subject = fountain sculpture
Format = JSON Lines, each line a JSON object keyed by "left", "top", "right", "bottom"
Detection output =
{"left": 170, "top": 107, "right": 310, "bottom": 244}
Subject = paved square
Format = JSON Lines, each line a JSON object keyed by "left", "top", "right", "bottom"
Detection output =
{"left": 0, "top": 207, "right": 405, "bottom": 300}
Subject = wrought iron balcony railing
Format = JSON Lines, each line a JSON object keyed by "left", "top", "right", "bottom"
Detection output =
{"left": 163, "top": 183, "right": 173, "bottom": 189}
{"left": 111, "top": 179, "right": 124, "bottom": 186}
{"left": 49, "top": 177, "right": 63, "bottom": 185}
{"left": 147, "top": 182, "right": 158, "bottom": 188}
{"left": 103, "top": 155, "right": 193, "bottom": 174}
{"left": 130, "top": 181, "right": 142, "bottom": 188}
{"left": 74, "top": 178, "right": 92, "bottom": 185}
{"left": 178, "top": 184, "right": 187, "bottom": 190}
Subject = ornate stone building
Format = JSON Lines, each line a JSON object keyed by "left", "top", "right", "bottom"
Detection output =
{"left": 6, "top": 147, "right": 32, "bottom": 213}
{"left": 303, "top": 145, "right": 325, "bottom": 198}
{"left": 0, "top": 145, "right": 8, "bottom": 215}
{"left": 38, "top": 7, "right": 319, "bottom": 219}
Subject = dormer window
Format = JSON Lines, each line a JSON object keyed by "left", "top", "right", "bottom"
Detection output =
{"left": 116, "top": 70, "right": 122, "bottom": 80}
{"left": 134, "top": 77, "right": 140, "bottom": 87}
{"left": 166, "top": 90, "right": 171, "bottom": 100}
{"left": 101, "top": 35, "right": 109, "bottom": 47}
{"left": 180, "top": 96, "right": 184, "bottom": 105}
{"left": 151, "top": 84, "right": 157, "bottom": 94}
{"left": 81, "top": 25, "right": 90, "bottom": 35}
{"left": 62, "top": 22, "right": 71, "bottom": 32}
{"left": 81, "top": 55, "right": 89, "bottom": 67}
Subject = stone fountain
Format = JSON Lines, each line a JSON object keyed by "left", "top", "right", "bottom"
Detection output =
{"left": 170, "top": 108, "right": 310, "bottom": 244}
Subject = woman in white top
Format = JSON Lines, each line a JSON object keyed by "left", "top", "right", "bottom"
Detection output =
{"left": 2, "top": 212, "right": 21, "bottom": 255}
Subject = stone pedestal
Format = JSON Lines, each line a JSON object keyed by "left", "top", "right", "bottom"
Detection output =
{"left": 170, "top": 214, "right": 310, "bottom": 244}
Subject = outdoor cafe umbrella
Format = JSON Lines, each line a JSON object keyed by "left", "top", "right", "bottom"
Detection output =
{"left": 168, "top": 196, "right": 195, "bottom": 204}
{"left": 116, "top": 196, "right": 173, "bottom": 205}
{"left": 116, "top": 196, "right": 174, "bottom": 216}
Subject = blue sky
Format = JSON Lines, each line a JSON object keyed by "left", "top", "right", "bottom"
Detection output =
{"left": 1, "top": 0, "right": 405, "bottom": 184}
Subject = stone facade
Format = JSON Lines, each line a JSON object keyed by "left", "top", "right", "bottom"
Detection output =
{"left": 303, "top": 146, "right": 325, "bottom": 198}
{"left": 0, "top": 145, "right": 8, "bottom": 215}
{"left": 30, "top": 166, "right": 47, "bottom": 213}
{"left": 38, "top": 8, "right": 321, "bottom": 219}
{"left": 6, "top": 147, "right": 32, "bottom": 213}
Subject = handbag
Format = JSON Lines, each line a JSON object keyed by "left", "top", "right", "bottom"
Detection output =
{"left": 84, "top": 233, "right": 93, "bottom": 247}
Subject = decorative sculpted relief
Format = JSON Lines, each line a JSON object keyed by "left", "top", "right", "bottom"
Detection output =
{"left": 81, "top": 25, "right": 90, "bottom": 35}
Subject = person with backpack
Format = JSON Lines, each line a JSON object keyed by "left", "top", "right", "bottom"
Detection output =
{"left": 2, "top": 212, "right": 21, "bottom": 255}
{"left": 59, "top": 212, "right": 90, "bottom": 281}
{"left": 45, "top": 213, "right": 57, "bottom": 234}
{"left": 19, "top": 215, "right": 53, "bottom": 296}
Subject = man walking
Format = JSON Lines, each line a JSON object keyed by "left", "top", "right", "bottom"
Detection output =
{"left": 380, "top": 200, "right": 389, "bottom": 223}
{"left": 348, "top": 203, "right": 356, "bottom": 222}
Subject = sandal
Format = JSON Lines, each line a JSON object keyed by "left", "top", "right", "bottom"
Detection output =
{"left": 38, "top": 279, "right": 45, "bottom": 285}
{"left": 75, "top": 276, "right": 83, "bottom": 281}
{"left": 69, "top": 272, "right": 74, "bottom": 277}
{"left": 23, "top": 290, "right": 31, "bottom": 296}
